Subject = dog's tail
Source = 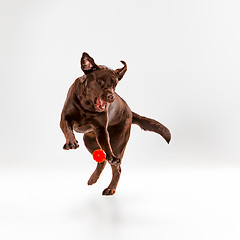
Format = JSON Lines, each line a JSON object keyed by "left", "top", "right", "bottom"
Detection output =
{"left": 132, "top": 112, "right": 171, "bottom": 144}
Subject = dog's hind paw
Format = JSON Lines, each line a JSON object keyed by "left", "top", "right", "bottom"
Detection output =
{"left": 63, "top": 140, "right": 79, "bottom": 150}
{"left": 87, "top": 175, "right": 98, "bottom": 185}
{"left": 102, "top": 188, "right": 116, "bottom": 196}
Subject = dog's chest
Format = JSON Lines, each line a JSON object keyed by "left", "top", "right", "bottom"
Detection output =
{"left": 73, "top": 121, "right": 93, "bottom": 133}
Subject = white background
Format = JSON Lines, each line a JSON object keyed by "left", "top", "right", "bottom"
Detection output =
{"left": 0, "top": 0, "right": 240, "bottom": 239}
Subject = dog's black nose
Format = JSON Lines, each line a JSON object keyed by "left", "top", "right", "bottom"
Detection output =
{"left": 103, "top": 93, "right": 114, "bottom": 103}
{"left": 107, "top": 93, "right": 114, "bottom": 102}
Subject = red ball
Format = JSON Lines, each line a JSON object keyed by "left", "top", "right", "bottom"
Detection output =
{"left": 92, "top": 149, "right": 106, "bottom": 163}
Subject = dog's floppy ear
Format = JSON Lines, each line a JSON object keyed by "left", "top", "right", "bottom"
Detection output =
{"left": 80, "top": 52, "right": 99, "bottom": 74}
{"left": 115, "top": 61, "right": 127, "bottom": 80}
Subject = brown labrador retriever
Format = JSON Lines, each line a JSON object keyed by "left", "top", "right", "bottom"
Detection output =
{"left": 60, "top": 52, "right": 171, "bottom": 195}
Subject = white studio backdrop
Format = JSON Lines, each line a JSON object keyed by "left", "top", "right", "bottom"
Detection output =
{"left": 1, "top": 1, "right": 240, "bottom": 240}
{"left": 1, "top": 0, "right": 239, "bottom": 167}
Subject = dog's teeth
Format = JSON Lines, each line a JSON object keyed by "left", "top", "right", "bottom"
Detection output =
{"left": 95, "top": 98, "right": 106, "bottom": 111}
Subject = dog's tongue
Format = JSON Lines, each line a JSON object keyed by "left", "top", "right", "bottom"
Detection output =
{"left": 96, "top": 98, "right": 106, "bottom": 110}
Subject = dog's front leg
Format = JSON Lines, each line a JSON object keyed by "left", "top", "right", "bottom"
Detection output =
{"left": 94, "top": 126, "right": 120, "bottom": 165}
{"left": 60, "top": 116, "right": 79, "bottom": 150}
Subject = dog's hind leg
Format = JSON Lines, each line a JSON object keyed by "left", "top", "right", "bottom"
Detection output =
{"left": 88, "top": 161, "right": 107, "bottom": 185}
{"left": 102, "top": 123, "right": 131, "bottom": 195}
{"left": 83, "top": 132, "right": 107, "bottom": 185}
{"left": 102, "top": 164, "right": 121, "bottom": 195}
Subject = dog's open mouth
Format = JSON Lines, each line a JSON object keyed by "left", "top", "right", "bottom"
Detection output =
{"left": 95, "top": 98, "right": 107, "bottom": 111}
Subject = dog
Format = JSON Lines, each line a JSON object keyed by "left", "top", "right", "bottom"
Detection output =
{"left": 60, "top": 52, "right": 171, "bottom": 195}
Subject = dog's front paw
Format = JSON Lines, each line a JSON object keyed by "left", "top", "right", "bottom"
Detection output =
{"left": 102, "top": 188, "right": 116, "bottom": 196}
{"left": 108, "top": 156, "right": 121, "bottom": 165}
{"left": 63, "top": 139, "right": 79, "bottom": 150}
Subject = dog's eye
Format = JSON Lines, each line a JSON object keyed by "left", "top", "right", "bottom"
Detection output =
{"left": 97, "top": 79, "right": 105, "bottom": 86}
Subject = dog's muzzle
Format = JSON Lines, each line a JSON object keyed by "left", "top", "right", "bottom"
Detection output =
{"left": 102, "top": 92, "right": 115, "bottom": 103}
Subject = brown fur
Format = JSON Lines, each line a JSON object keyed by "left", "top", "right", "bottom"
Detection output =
{"left": 60, "top": 52, "right": 171, "bottom": 195}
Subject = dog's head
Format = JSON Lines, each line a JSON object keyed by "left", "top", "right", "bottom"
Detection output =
{"left": 79, "top": 52, "right": 127, "bottom": 112}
